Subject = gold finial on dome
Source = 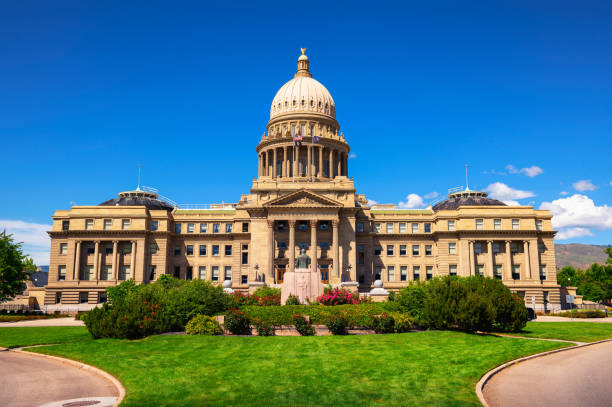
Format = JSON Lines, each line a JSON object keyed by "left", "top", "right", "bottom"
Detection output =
{"left": 295, "top": 48, "right": 312, "bottom": 78}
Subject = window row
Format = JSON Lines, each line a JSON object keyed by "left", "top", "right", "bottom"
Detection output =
{"left": 172, "top": 244, "right": 248, "bottom": 263}
{"left": 174, "top": 222, "right": 249, "bottom": 234}
{"left": 63, "top": 219, "right": 132, "bottom": 231}
{"left": 370, "top": 244, "right": 433, "bottom": 258}
{"left": 275, "top": 221, "right": 330, "bottom": 231}
{"left": 58, "top": 242, "right": 134, "bottom": 255}
{"left": 375, "top": 265, "right": 435, "bottom": 282}
{"left": 367, "top": 222, "right": 432, "bottom": 234}
{"left": 167, "top": 265, "right": 247, "bottom": 284}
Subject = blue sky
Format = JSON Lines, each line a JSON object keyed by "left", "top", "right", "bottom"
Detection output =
{"left": 1, "top": 1, "right": 611, "bottom": 264}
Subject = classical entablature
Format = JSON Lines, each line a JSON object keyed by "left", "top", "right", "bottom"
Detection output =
{"left": 264, "top": 189, "right": 343, "bottom": 208}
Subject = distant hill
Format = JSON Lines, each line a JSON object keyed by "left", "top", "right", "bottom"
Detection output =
{"left": 555, "top": 243, "right": 610, "bottom": 269}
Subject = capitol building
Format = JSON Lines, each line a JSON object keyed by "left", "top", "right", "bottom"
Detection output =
{"left": 45, "top": 50, "right": 564, "bottom": 310}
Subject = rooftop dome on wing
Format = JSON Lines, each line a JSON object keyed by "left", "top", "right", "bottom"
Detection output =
{"left": 269, "top": 49, "right": 336, "bottom": 121}
{"left": 432, "top": 189, "right": 506, "bottom": 212}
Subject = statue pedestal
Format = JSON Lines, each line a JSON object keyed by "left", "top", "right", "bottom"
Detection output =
{"left": 281, "top": 268, "right": 324, "bottom": 305}
{"left": 369, "top": 279, "right": 389, "bottom": 302}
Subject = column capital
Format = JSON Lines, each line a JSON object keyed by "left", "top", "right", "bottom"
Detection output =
{"left": 112, "top": 240, "right": 119, "bottom": 244}
{"left": 267, "top": 219, "right": 275, "bottom": 228}
{"left": 309, "top": 219, "right": 318, "bottom": 227}
{"left": 331, "top": 219, "right": 339, "bottom": 227}
{"left": 288, "top": 219, "right": 297, "bottom": 227}
{"left": 94, "top": 240, "right": 101, "bottom": 245}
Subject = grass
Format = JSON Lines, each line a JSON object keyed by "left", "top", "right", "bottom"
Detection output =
{"left": 515, "top": 321, "right": 612, "bottom": 343}
{"left": 0, "top": 326, "right": 91, "bottom": 348}
{"left": 25, "top": 330, "right": 567, "bottom": 407}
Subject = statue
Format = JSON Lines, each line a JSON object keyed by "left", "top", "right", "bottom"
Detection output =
{"left": 295, "top": 248, "right": 311, "bottom": 269}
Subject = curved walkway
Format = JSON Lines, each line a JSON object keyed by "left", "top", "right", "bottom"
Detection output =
{"left": 483, "top": 340, "right": 612, "bottom": 407}
{"left": 0, "top": 317, "right": 84, "bottom": 328}
{"left": 0, "top": 349, "right": 119, "bottom": 407}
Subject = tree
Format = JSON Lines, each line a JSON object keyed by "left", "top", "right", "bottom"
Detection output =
{"left": 0, "top": 232, "right": 37, "bottom": 302}
{"left": 606, "top": 247, "right": 612, "bottom": 265}
{"left": 557, "top": 266, "right": 582, "bottom": 288}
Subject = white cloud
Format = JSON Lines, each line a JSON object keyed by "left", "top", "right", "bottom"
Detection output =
{"left": 572, "top": 180, "right": 597, "bottom": 191}
{"left": 484, "top": 182, "right": 535, "bottom": 205}
{"left": 505, "top": 165, "right": 519, "bottom": 174}
{"left": 504, "top": 200, "right": 521, "bottom": 206}
{"left": 398, "top": 193, "right": 426, "bottom": 209}
{"left": 560, "top": 191, "right": 569, "bottom": 196}
{"left": 556, "top": 227, "right": 594, "bottom": 240}
{"left": 609, "top": 181, "right": 612, "bottom": 187}
{"left": 424, "top": 192, "right": 439, "bottom": 199}
{"left": 0, "top": 220, "right": 51, "bottom": 265}
{"left": 367, "top": 199, "right": 378, "bottom": 207}
{"left": 520, "top": 166, "right": 543, "bottom": 178}
{"left": 348, "top": 153, "right": 357, "bottom": 159}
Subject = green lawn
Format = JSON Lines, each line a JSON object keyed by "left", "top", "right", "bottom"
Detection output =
{"left": 514, "top": 321, "right": 612, "bottom": 343}
{"left": 0, "top": 326, "right": 91, "bottom": 348}
{"left": 25, "top": 331, "right": 567, "bottom": 407}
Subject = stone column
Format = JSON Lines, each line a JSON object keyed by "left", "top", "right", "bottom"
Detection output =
{"left": 307, "top": 145, "right": 312, "bottom": 178}
{"left": 337, "top": 152, "right": 342, "bottom": 177}
{"left": 523, "top": 240, "right": 531, "bottom": 279}
{"left": 344, "top": 153, "right": 348, "bottom": 176}
{"left": 293, "top": 146, "right": 299, "bottom": 178}
{"left": 529, "top": 238, "right": 540, "bottom": 281}
{"left": 73, "top": 240, "right": 81, "bottom": 280}
{"left": 130, "top": 241, "right": 136, "bottom": 278}
{"left": 505, "top": 240, "right": 513, "bottom": 280}
{"left": 282, "top": 146, "right": 287, "bottom": 178}
{"left": 93, "top": 241, "right": 100, "bottom": 282}
{"left": 318, "top": 146, "right": 323, "bottom": 179}
{"left": 487, "top": 240, "right": 494, "bottom": 277}
{"left": 112, "top": 241, "right": 118, "bottom": 281}
{"left": 267, "top": 220, "right": 275, "bottom": 282}
{"left": 310, "top": 220, "right": 317, "bottom": 273}
{"left": 288, "top": 220, "right": 296, "bottom": 273}
{"left": 329, "top": 148, "right": 334, "bottom": 178}
{"left": 259, "top": 154, "right": 262, "bottom": 177}
{"left": 273, "top": 148, "right": 277, "bottom": 179}
{"left": 469, "top": 241, "right": 475, "bottom": 276}
{"left": 332, "top": 219, "right": 339, "bottom": 277}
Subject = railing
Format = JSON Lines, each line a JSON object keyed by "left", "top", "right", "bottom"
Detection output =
{"left": 177, "top": 203, "right": 238, "bottom": 210}
{"left": 448, "top": 186, "right": 464, "bottom": 194}
{"left": 141, "top": 185, "right": 159, "bottom": 194}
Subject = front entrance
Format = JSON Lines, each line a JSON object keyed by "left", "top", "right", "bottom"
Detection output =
{"left": 277, "top": 265, "right": 286, "bottom": 283}
{"left": 320, "top": 264, "right": 329, "bottom": 284}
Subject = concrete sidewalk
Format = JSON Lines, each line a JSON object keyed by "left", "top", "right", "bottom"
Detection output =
{"left": 535, "top": 315, "right": 612, "bottom": 323}
{"left": 484, "top": 340, "right": 612, "bottom": 407}
{"left": 0, "top": 317, "right": 85, "bottom": 328}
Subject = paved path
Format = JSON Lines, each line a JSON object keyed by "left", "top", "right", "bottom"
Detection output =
{"left": 484, "top": 341, "right": 612, "bottom": 407}
{"left": 0, "top": 317, "right": 84, "bottom": 328}
{"left": 535, "top": 315, "right": 612, "bottom": 323}
{"left": 0, "top": 350, "right": 117, "bottom": 407}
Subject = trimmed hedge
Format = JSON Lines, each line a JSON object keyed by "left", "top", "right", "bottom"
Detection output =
{"left": 555, "top": 309, "right": 606, "bottom": 318}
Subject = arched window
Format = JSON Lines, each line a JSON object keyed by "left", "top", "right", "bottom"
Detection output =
{"left": 310, "top": 99, "right": 314, "bottom": 107}
{"left": 293, "top": 100, "right": 297, "bottom": 106}
{"left": 301, "top": 99, "right": 305, "bottom": 106}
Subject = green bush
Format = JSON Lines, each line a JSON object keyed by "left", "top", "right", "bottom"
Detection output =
{"left": 185, "top": 314, "right": 222, "bottom": 335}
{"left": 224, "top": 308, "right": 251, "bottom": 335}
{"left": 326, "top": 312, "right": 350, "bottom": 335}
{"left": 293, "top": 315, "right": 315, "bottom": 336}
{"left": 556, "top": 309, "right": 606, "bottom": 318}
{"left": 371, "top": 313, "right": 395, "bottom": 333}
{"left": 285, "top": 295, "right": 300, "bottom": 305}
{"left": 254, "top": 286, "right": 281, "bottom": 298}
{"left": 390, "top": 312, "right": 414, "bottom": 333}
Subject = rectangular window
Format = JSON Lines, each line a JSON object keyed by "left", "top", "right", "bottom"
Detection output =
{"left": 186, "top": 266, "right": 193, "bottom": 280}
{"left": 512, "top": 265, "right": 521, "bottom": 280}
{"left": 449, "top": 242, "right": 456, "bottom": 255}
{"left": 241, "top": 275, "right": 248, "bottom": 284}
{"left": 374, "top": 245, "right": 382, "bottom": 256}
{"left": 448, "top": 220, "right": 455, "bottom": 231}
{"left": 186, "top": 245, "right": 194, "bottom": 256}
{"left": 104, "top": 219, "right": 112, "bottom": 230}
{"left": 199, "top": 245, "right": 207, "bottom": 256}
{"left": 212, "top": 266, "right": 219, "bottom": 281}
{"left": 224, "top": 266, "right": 232, "bottom": 281}
{"left": 538, "top": 242, "right": 546, "bottom": 253}
{"left": 187, "top": 223, "right": 194, "bottom": 233}
{"left": 212, "top": 245, "right": 219, "bottom": 256}
{"left": 493, "top": 243, "right": 500, "bottom": 254}
{"left": 79, "top": 292, "right": 88, "bottom": 304}
{"left": 120, "top": 265, "right": 131, "bottom": 280}
{"left": 511, "top": 242, "right": 519, "bottom": 253}
{"left": 399, "top": 245, "right": 407, "bottom": 256}
{"left": 319, "top": 221, "right": 329, "bottom": 231}
{"left": 386, "top": 245, "right": 394, "bottom": 256}
{"left": 475, "top": 219, "right": 483, "bottom": 230}
{"left": 85, "top": 219, "right": 94, "bottom": 230}
{"left": 101, "top": 265, "right": 111, "bottom": 280}
{"left": 357, "top": 245, "right": 365, "bottom": 264}
{"left": 494, "top": 265, "right": 503, "bottom": 279}
{"left": 356, "top": 222, "right": 364, "bottom": 233}
{"left": 104, "top": 244, "right": 113, "bottom": 255}
{"left": 400, "top": 266, "right": 408, "bottom": 281}
{"left": 55, "top": 292, "right": 62, "bottom": 304}
{"left": 59, "top": 243, "right": 68, "bottom": 255}
{"left": 375, "top": 266, "right": 382, "bottom": 280}
{"left": 174, "top": 223, "right": 181, "bottom": 234}
{"left": 242, "top": 244, "right": 248, "bottom": 250}
{"left": 399, "top": 223, "right": 406, "bottom": 233}
{"left": 449, "top": 264, "right": 457, "bottom": 276}
{"left": 122, "top": 243, "right": 132, "bottom": 254}
{"left": 536, "top": 219, "right": 543, "bottom": 231}
{"left": 474, "top": 242, "right": 482, "bottom": 254}
{"left": 412, "top": 245, "right": 420, "bottom": 256}
{"left": 242, "top": 222, "right": 249, "bottom": 232}
{"left": 62, "top": 220, "right": 70, "bottom": 230}
{"left": 425, "top": 245, "right": 432, "bottom": 256}
{"left": 173, "top": 246, "right": 181, "bottom": 256}
{"left": 424, "top": 223, "right": 431, "bottom": 233}
{"left": 151, "top": 220, "right": 158, "bottom": 231}
{"left": 298, "top": 221, "right": 308, "bottom": 231}
{"left": 539, "top": 265, "right": 547, "bottom": 280}
{"left": 198, "top": 266, "right": 207, "bottom": 280}
{"left": 494, "top": 219, "right": 501, "bottom": 230}
{"left": 226, "top": 223, "right": 233, "bottom": 233}
{"left": 173, "top": 266, "right": 180, "bottom": 278}
{"left": 58, "top": 265, "right": 66, "bottom": 281}
{"left": 87, "top": 244, "right": 95, "bottom": 254}
{"left": 297, "top": 242, "right": 309, "bottom": 250}
{"left": 213, "top": 223, "right": 220, "bottom": 233}
{"left": 374, "top": 223, "right": 381, "bottom": 233}
{"left": 387, "top": 266, "right": 395, "bottom": 282}
{"left": 122, "top": 219, "right": 130, "bottom": 230}
{"left": 149, "top": 243, "right": 157, "bottom": 254}
{"left": 512, "top": 219, "right": 520, "bottom": 230}
{"left": 242, "top": 252, "right": 248, "bottom": 265}
{"left": 413, "top": 266, "right": 420, "bottom": 280}
{"left": 200, "top": 223, "right": 207, "bottom": 233}
{"left": 277, "top": 221, "right": 287, "bottom": 231}
{"left": 148, "top": 265, "right": 156, "bottom": 281}
{"left": 426, "top": 266, "right": 433, "bottom": 280}
{"left": 476, "top": 264, "right": 485, "bottom": 276}
{"left": 319, "top": 242, "right": 330, "bottom": 249}
{"left": 225, "top": 245, "right": 232, "bottom": 256}
{"left": 412, "top": 223, "right": 419, "bottom": 233}
{"left": 386, "top": 223, "right": 393, "bottom": 233}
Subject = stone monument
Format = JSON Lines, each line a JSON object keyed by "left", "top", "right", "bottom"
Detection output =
{"left": 280, "top": 248, "right": 324, "bottom": 305}
{"left": 368, "top": 279, "right": 389, "bottom": 302}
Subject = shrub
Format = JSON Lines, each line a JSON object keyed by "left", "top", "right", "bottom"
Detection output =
{"left": 390, "top": 312, "right": 414, "bottom": 333}
{"left": 224, "top": 308, "right": 251, "bottom": 335}
{"left": 230, "top": 287, "right": 281, "bottom": 307}
{"left": 254, "top": 286, "right": 281, "bottom": 298}
{"left": 556, "top": 309, "right": 606, "bottom": 318}
{"left": 185, "top": 314, "right": 222, "bottom": 335}
{"left": 285, "top": 295, "right": 300, "bottom": 305}
{"left": 318, "top": 287, "right": 359, "bottom": 306}
{"left": 326, "top": 312, "right": 350, "bottom": 335}
{"left": 371, "top": 313, "right": 395, "bottom": 333}
{"left": 293, "top": 315, "right": 315, "bottom": 336}
{"left": 253, "top": 318, "right": 275, "bottom": 336}
{"left": 386, "top": 282, "right": 428, "bottom": 326}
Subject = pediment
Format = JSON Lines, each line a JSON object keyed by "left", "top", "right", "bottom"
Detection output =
{"left": 264, "top": 190, "right": 343, "bottom": 208}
